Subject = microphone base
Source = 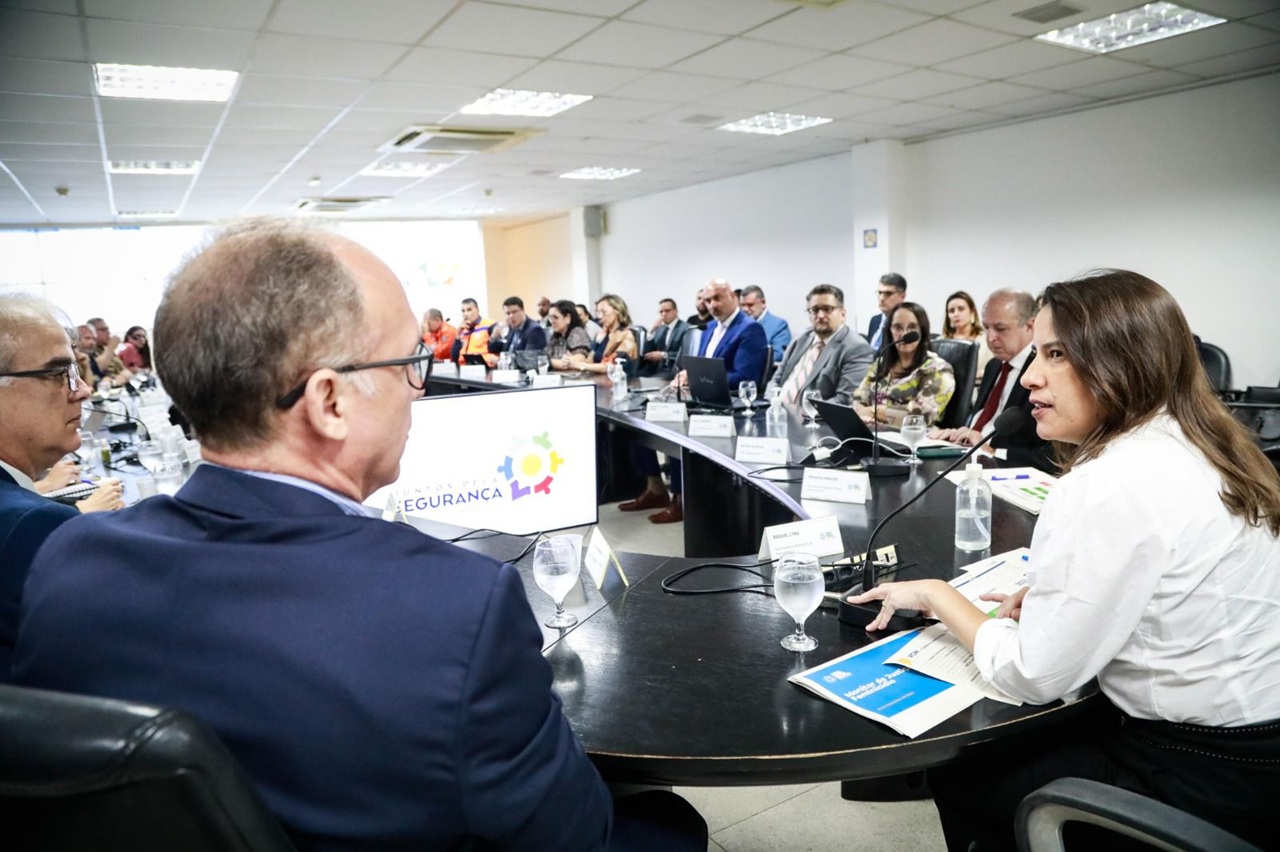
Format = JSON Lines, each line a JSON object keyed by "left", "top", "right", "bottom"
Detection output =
{"left": 861, "top": 457, "right": 910, "bottom": 477}
{"left": 837, "top": 598, "right": 928, "bottom": 633}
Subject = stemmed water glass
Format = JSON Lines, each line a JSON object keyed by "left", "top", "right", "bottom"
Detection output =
{"left": 738, "top": 380, "right": 757, "bottom": 409}
{"left": 774, "top": 553, "right": 823, "bottom": 652}
{"left": 137, "top": 440, "right": 163, "bottom": 473}
{"left": 533, "top": 537, "right": 582, "bottom": 629}
{"left": 900, "top": 414, "right": 927, "bottom": 466}
{"left": 802, "top": 389, "right": 822, "bottom": 430}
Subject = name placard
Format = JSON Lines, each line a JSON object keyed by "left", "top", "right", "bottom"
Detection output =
{"left": 584, "top": 528, "right": 628, "bottom": 590}
{"left": 688, "top": 414, "right": 736, "bottom": 437}
{"left": 530, "top": 374, "right": 562, "bottom": 388}
{"left": 800, "top": 468, "right": 869, "bottom": 504}
{"left": 757, "top": 515, "right": 843, "bottom": 561}
{"left": 490, "top": 368, "right": 522, "bottom": 383}
{"left": 735, "top": 436, "right": 790, "bottom": 465}
{"left": 458, "top": 365, "right": 487, "bottom": 380}
{"left": 646, "top": 402, "right": 687, "bottom": 422}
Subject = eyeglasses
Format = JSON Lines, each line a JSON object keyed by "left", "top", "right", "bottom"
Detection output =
{"left": 276, "top": 343, "right": 433, "bottom": 409}
{"left": 890, "top": 324, "right": 920, "bottom": 334}
{"left": 0, "top": 362, "right": 82, "bottom": 392}
{"left": 807, "top": 305, "right": 841, "bottom": 316}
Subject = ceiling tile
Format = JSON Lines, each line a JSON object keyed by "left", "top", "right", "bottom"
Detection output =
{"left": 505, "top": 60, "right": 648, "bottom": 95}
{"left": 1115, "top": 22, "right": 1278, "bottom": 68}
{"left": 0, "top": 9, "right": 86, "bottom": 61}
{"left": 356, "top": 81, "right": 487, "bottom": 113}
{"left": 0, "top": 93, "right": 95, "bottom": 123}
{"left": 1007, "top": 57, "right": 1149, "bottom": 91}
{"left": 857, "top": 101, "right": 964, "bottom": 125}
{"left": 103, "top": 124, "right": 214, "bottom": 146}
{"left": 555, "top": 20, "right": 724, "bottom": 68}
{"left": 848, "top": 18, "right": 1018, "bottom": 67}
{"left": 608, "top": 71, "right": 744, "bottom": 101}
{"left": 222, "top": 104, "right": 343, "bottom": 130}
{"left": 85, "top": 18, "right": 256, "bottom": 68}
{"left": 950, "top": 0, "right": 1139, "bottom": 38}
{"left": 872, "top": 0, "right": 986, "bottom": 13}
{"left": 0, "top": 57, "right": 93, "bottom": 96}
{"left": 215, "top": 125, "right": 318, "bottom": 147}
{"left": 2, "top": 1, "right": 78, "bottom": 14}
{"left": 82, "top": 0, "right": 273, "bottom": 29}
{"left": 0, "top": 119, "right": 98, "bottom": 145}
{"left": 1070, "top": 69, "right": 1200, "bottom": 101}
{"left": 919, "top": 80, "right": 1045, "bottom": 109}
{"left": 784, "top": 91, "right": 898, "bottom": 119}
{"left": 854, "top": 68, "right": 982, "bottom": 100}
{"left": 747, "top": 2, "right": 930, "bottom": 52}
{"left": 1174, "top": 42, "right": 1280, "bottom": 78}
{"left": 0, "top": 142, "right": 101, "bottom": 161}
{"left": 385, "top": 48, "right": 537, "bottom": 87}
{"left": 765, "top": 54, "right": 912, "bottom": 90}
{"left": 554, "top": 96, "right": 678, "bottom": 121}
{"left": 622, "top": 0, "right": 792, "bottom": 36}
{"left": 234, "top": 74, "right": 369, "bottom": 107}
{"left": 424, "top": 3, "right": 605, "bottom": 58}
{"left": 697, "top": 81, "right": 827, "bottom": 112}
{"left": 7, "top": 161, "right": 105, "bottom": 182}
{"left": 99, "top": 99, "right": 225, "bottom": 126}
{"left": 248, "top": 34, "right": 405, "bottom": 79}
{"left": 986, "top": 91, "right": 1095, "bottom": 117}
{"left": 933, "top": 40, "right": 1083, "bottom": 80}
{"left": 1169, "top": 0, "right": 1280, "bottom": 18}
{"left": 266, "top": 0, "right": 455, "bottom": 44}
{"left": 669, "top": 38, "right": 823, "bottom": 78}
{"left": 1244, "top": 11, "right": 1280, "bottom": 32}
{"left": 481, "top": 0, "right": 635, "bottom": 14}
{"left": 912, "top": 109, "right": 1006, "bottom": 133}
{"left": 102, "top": 144, "right": 206, "bottom": 160}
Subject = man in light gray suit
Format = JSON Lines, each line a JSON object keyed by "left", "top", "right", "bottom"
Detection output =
{"left": 768, "top": 284, "right": 874, "bottom": 406}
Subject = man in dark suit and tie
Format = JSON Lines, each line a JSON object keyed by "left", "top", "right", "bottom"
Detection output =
{"left": 14, "top": 219, "right": 704, "bottom": 851}
{"left": 867, "top": 272, "right": 907, "bottom": 351}
{"left": 932, "top": 289, "right": 1054, "bottom": 472}
{"left": 488, "top": 295, "right": 547, "bottom": 356}
{"left": 0, "top": 295, "right": 93, "bottom": 680}
{"left": 640, "top": 297, "right": 688, "bottom": 379}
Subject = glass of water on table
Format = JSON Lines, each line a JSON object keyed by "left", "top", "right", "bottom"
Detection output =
{"left": 774, "top": 553, "right": 823, "bottom": 652}
{"left": 533, "top": 536, "right": 583, "bottom": 629}
{"left": 899, "top": 414, "right": 927, "bottom": 466}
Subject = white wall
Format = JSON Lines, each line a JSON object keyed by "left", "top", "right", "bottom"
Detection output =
{"left": 598, "top": 153, "right": 855, "bottom": 332}
{"left": 902, "top": 73, "right": 1280, "bottom": 388}
{"left": 482, "top": 215, "right": 574, "bottom": 320}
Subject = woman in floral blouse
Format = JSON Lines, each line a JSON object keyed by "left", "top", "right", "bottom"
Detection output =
{"left": 853, "top": 302, "right": 955, "bottom": 427}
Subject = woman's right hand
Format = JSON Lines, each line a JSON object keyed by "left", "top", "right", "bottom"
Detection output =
{"left": 76, "top": 480, "right": 125, "bottom": 514}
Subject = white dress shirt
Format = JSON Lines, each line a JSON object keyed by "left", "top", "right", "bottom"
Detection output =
{"left": 0, "top": 459, "right": 36, "bottom": 491}
{"left": 974, "top": 413, "right": 1280, "bottom": 725}
{"left": 705, "top": 308, "right": 739, "bottom": 358}
{"left": 974, "top": 342, "right": 1033, "bottom": 438}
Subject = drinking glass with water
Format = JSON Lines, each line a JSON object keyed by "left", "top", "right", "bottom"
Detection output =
{"left": 774, "top": 553, "right": 823, "bottom": 652}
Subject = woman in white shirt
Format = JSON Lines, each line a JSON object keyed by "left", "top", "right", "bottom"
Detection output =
{"left": 851, "top": 269, "right": 1280, "bottom": 850}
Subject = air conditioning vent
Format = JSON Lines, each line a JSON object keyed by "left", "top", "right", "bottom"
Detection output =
{"left": 294, "top": 197, "right": 388, "bottom": 215}
{"left": 1014, "top": 2, "right": 1083, "bottom": 25}
{"left": 378, "top": 125, "right": 541, "bottom": 155}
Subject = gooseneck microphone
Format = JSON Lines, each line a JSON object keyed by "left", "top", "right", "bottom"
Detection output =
{"left": 864, "top": 330, "right": 921, "bottom": 477}
{"left": 839, "top": 406, "right": 1032, "bottom": 631}
{"left": 83, "top": 399, "right": 152, "bottom": 440}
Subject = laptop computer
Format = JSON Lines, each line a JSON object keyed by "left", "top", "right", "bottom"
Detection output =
{"left": 681, "top": 355, "right": 739, "bottom": 410}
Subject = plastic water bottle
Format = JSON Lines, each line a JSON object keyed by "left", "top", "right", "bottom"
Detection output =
{"left": 955, "top": 463, "right": 992, "bottom": 551}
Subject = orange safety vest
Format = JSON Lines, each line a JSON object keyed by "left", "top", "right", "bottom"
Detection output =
{"left": 456, "top": 318, "right": 496, "bottom": 364}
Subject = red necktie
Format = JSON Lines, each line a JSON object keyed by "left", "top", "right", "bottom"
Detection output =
{"left": 972, "top": 361, "right": 1012, "bottom": 432}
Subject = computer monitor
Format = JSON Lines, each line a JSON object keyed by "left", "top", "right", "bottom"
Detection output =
{"left": 365, "top": 384, "right": 599, "bottom": 535}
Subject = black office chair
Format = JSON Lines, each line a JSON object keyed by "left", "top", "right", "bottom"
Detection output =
{"left": 0, "top": 683, "right": 296, "bottom": 852}
{"left": 758, "top": 345, "right": 773, "bottom": 388}
{"left": 1195, "top": 340, "right": 1233, "bottom": 394}
{"left": 1015, "top": 778, "right": 1261, "bottom": 852}
{"left": 930, "top": 338, "right": 979, "bottom": 429}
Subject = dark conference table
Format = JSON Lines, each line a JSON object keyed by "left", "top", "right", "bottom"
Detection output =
{"left": 425, "top": 366, "right": 1094, "bottom": 788}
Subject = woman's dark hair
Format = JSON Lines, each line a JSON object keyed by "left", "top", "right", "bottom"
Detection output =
{"left": 123, "top": 325, "right": 152, "bottom": 367}
{"left": 1042, "top": 269, "right": 1279, "bottom": 534}
{"left": 875, "top": 302, "right": 930, "bottom": 381}
{"left": 550, "top": 299, "right": 582, "bottom": 332}
{"left": 941, "top": 291, "right": 982, "bottom": 338}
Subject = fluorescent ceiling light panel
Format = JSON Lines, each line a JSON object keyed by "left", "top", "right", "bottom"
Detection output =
{"left": 1034, "top": 2, "right": 1226, "bottom": 54}
{"left": 115, "top": 210, "right": 179, "bottom": 219}
{"left": 559, "top": 167, "right": 641, "bottom": 181}
{"left": 94, "top": 63, "right": 239, "bottom": 102}
{"left": 359, "top": 160, "right": 452, "bottom": 178}
{"left": 717, "top": 112, "right": 833, "bottom": 136}
{"left": 108, "top": 160, "right": 201, "bottom": 175}
{"left": 460, "top": 88, "right": 592, "bottom": 117}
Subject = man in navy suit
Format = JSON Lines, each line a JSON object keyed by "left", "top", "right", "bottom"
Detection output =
{"left": 640, "top": 297, "right": 689, "bottom": 379}
{"left": 867, "top": 272, "right": 907, "bottom": 351}
{"left": 14, "top": 219, "right": 704, "bottom": 851}
{"left": 932, "top": 289, "right": 1054, "bottom": 472}
{"left": 488, "top": 295, "right": 547, "bottom": 356}
{"left": 740, "top": 285, "right": 791, "bottom": 364}
{"left": 0, "top": 294, "right": 95, "bottom": 681}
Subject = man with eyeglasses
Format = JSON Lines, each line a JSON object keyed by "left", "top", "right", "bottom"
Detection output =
{"left": 0, "top": 294, "right": 93, "bottom": 679}
{"left": 14, "top": 217, "right": 704, "bottom": 852}
{"left": 768, "top": 284, "right": 875, "bottom": 407}
{"left": 867, "top": 272, "right": 907, "bottom": 351}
